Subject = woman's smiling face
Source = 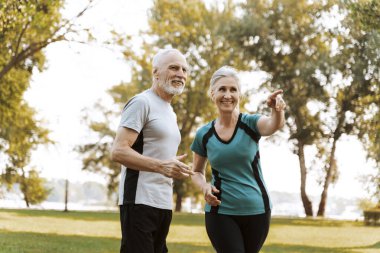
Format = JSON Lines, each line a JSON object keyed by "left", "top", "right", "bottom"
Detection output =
{"left": 211, "top": 76, "right": 240, "bottom": 113}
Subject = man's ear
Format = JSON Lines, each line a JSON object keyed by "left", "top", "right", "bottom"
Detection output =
{"left": 153, "top": 68, "right": 159, "bottom": 80}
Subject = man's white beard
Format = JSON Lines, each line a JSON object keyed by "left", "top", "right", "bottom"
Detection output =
{"left": 161, "top": 81, "right": 184, "bottom": 95}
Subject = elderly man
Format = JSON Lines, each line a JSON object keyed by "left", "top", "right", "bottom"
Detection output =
{"left": 111, "top": 48, "right": 194, "bottom": 253}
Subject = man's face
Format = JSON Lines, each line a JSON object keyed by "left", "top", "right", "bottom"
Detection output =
{"left": 155, "top": 52, "right": 188, "bottom": 95}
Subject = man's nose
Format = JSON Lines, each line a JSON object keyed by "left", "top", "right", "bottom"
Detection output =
{"left": 176, "top": 69, "right": 186, "bottom": 79}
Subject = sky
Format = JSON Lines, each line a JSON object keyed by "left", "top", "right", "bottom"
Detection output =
{"left": 23, "top": 0, "right": 376, "bottom": 200}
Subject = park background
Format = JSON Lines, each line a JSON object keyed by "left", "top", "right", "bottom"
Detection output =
{"left": 0, "top": 0, "right": 379, "bottom": 252}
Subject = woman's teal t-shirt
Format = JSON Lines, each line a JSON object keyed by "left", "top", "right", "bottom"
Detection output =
{"left": 190, "top": 113, "right": 272, "bottom": 215}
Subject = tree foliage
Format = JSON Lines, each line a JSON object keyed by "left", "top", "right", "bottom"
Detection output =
{"left": 1, "top": 0, "right": 65, "bottom": 132}
{"left": 1, "top": 102, "right": 51, "bottom": 206}
{"left": 79, "top": 0, "right": 379, "bottom": 214}
{"left": 148, "top": 0, "right": 253, "bottom": 211}
{"left": 19, "top": 169, "right": 52, "bottom": 207}
{"left": 227, "top": 0, "right": 379, "bottom": 216}
{"left": 228, "top": 0, "right": 335, "bottom": 216}
{"left": 342, "top": 0, "right": 380, "bottom": 159}
{"left": 75, "top": 103, "right": 121, "bottom": 197}
{"left": 0, "top": 0, "right": 93, "bottom": 205}
{"left": 347, "top": 0, "right": 380, "bottom": 204}
{"left": 78, "top": 0, "right": 252, "bottom": 211}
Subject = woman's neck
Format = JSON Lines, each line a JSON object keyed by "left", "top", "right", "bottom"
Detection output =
{"left": 217, "top": 110, "right": 239, "bottom": 127}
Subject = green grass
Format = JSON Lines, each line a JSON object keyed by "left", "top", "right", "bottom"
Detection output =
{"left": 0, "top": 232, "right": 119, "bottom": 253}
{"left": 0, "top": 209, "right": 379, "bottom": 253}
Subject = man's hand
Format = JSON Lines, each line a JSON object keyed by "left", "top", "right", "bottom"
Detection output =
{"left": 266, "top": 89, "right": 286, "bottom": 111}
{"left": 160, "top": 154, "right": 194, "bottom": 179}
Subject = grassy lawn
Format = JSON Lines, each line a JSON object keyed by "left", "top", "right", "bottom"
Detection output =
{"left": 0, "top": 209, "right": 379, "bottom": 253}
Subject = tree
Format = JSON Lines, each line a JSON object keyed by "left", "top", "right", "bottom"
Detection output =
{"left": 1, "top": 0, "right": 76, "bottom": 133}
{"left": 1, "top": 0, "right": 94, "bottom": 145}
{"left": 347, "top": 0, "right": 380, "bottom": 205}
{"left": 0, "top": 0, "right": 93, "bottom": 203}
{"left": 148, "top": 0, "right": 253, "bottom": 211}
{"left": 1, "top": 103, "right": 51, "bottom": 207}
{"left": 78, "top": 0, "right": 251, "bottom": 211}
{"left": 79, "top": 0, "right": 379, "bottom": 215}
{"left": 314, "top": 0, "right": 379, "bottom": 215}
{"left": 228, "top": 0, "right": 334, "bottom": 216}
{"left": 229, "top": 0, "right": 380, "bottom": 216}
{"left": 19, "top": 169, "right": 52, "bottom": 207}
{"left": 0, "top": 0, "right": 93, "bottom": 80}
{"left": 75, "top": 102, "right": 121, "bottom": 198}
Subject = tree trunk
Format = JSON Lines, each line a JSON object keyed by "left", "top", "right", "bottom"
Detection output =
{"left": 317, "top": 139, "right": 338, "bottom": 217}
{"left": 175, "top": 193, "right": 183, "bottom": 212}
{"left": 24, "top": 195, "right": 30, "bottom": 208}
{"left": 64, "top": 178, "right": 69, "bottom": 212}
{"left": 297, "top": 141, "right": 313, "bottom": 216}
{"left": 21, "top": 169, "right": 30, "bottom": 208}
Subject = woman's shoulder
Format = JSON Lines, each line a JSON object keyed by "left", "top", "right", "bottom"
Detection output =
{"left": 240, "top": 112, "right": 261, "bottom": 121}
{"left": 195, "top": 121, "right": 214, "bottom": 135}
{"left": 240, "top": 113, "right": 262, "bottom": 133}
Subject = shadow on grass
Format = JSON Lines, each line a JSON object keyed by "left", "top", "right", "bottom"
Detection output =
{"left": 1, "top": 229, "right": 377, "bottom": 253}
{"left": 262, "top": 243, "right": 351, "bottom": 253}
{"left": 0, "top": 230, "right": 119, "bottom": 253}
{"left": 0, "top": 208, "right": 119, "bottom": 222}
{"left": 0, "top": 230, "right": 214, "bottom": 253}
{"left": 170, "top": 241, "right": 380, "bottom": 253}
{"left": 350, "top": 241, "right": 380, "bottom": 251}
{"left": 262, "top": 242, "right": 380, "bottom": 253}
{"left": 371, "top": 241, "right": 380, "bottom": 248}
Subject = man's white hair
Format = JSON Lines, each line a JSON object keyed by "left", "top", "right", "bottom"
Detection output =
{"left": 152, "top": 48, "right": 185, "bottom": 69}
{"left": 208, "top": 66, "right": 241, "bottom": 97}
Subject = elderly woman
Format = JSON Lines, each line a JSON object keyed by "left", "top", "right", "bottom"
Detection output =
{"left": 190, "top": 66, "right": 286, "bottom": 253}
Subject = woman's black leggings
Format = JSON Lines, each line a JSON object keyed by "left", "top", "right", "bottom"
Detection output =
{"left": 205, "top": 211, "right": 271, "bottom": 253}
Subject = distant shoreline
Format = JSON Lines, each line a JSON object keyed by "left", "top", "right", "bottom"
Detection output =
{"left": 0, "top": 198, "right": 364, "bottom": 221}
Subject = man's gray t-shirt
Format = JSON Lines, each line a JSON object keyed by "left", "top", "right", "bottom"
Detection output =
{"left": 117, "top": 88, "right": 181, "bottom": 210}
